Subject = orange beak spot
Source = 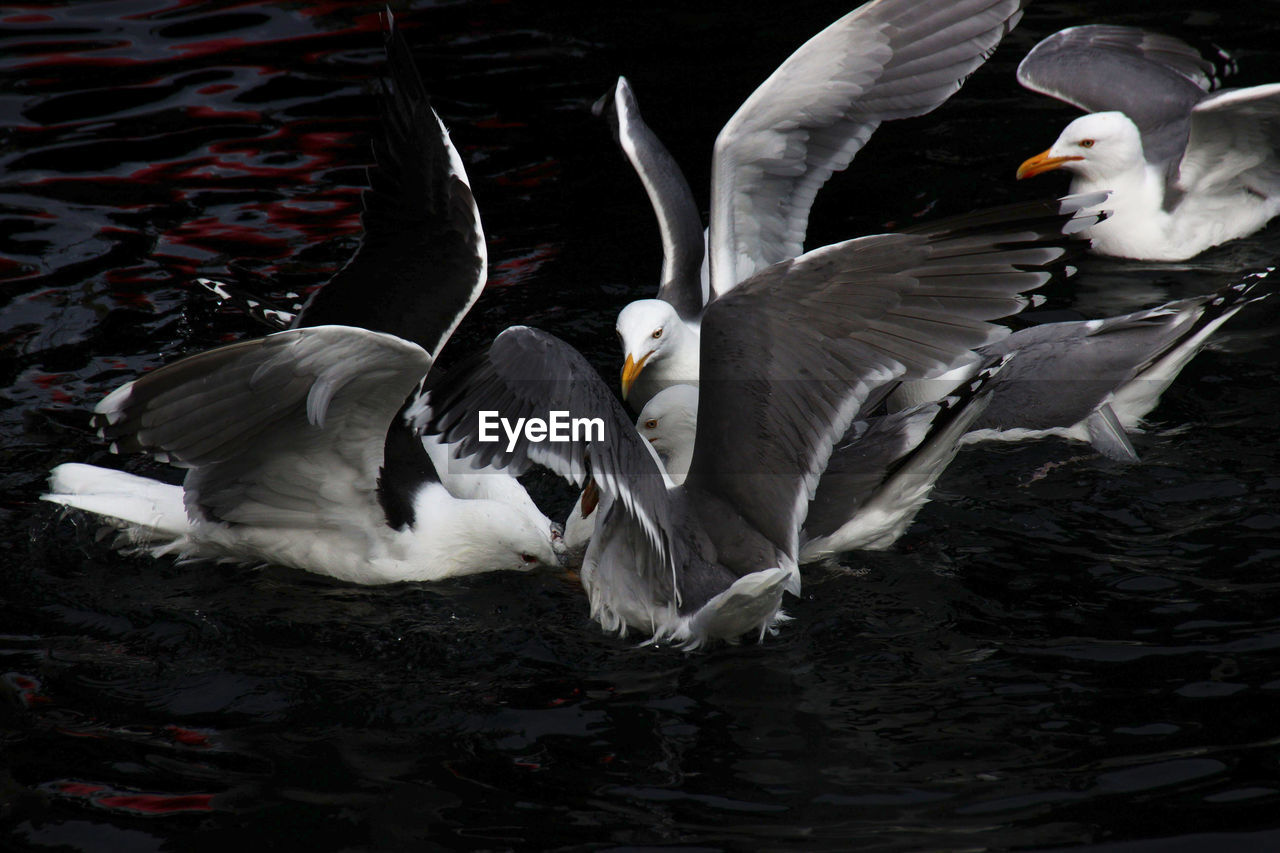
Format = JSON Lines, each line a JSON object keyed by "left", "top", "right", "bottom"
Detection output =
{"left": 1016, "top": 149, "right": 1084, "bottom": 180}
{"left": 620, "top": 351, "right": 651, "bottom": 399}
{"left": 581, "top": 477, "right": 599, "bottom": 517}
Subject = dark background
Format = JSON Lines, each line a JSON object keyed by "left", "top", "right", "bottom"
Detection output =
{"left": 3, "top": 1, "right": 1280, "bottom": 849}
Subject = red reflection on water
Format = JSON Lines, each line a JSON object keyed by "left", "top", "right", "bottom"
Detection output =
{"left": 474, "top": 117, "right": 526, "bottom": 130}
{"left": 203, "top": 128, "right": 359, "bottom": 181}
{"left": 6, "top": 672, "right": 53, "bottom": 707}
{"left": 4, "top": 13, "right": 54, "bottom": 24}
{"left": 55, "top": 782, "right": 106, "bottom": 797}
{"left": 13, "top": 48, "right": 144, "bottom": 71}
{"left": 297, "top": 1, "right": 385, "bottom": 25}
{"left": 97, "top": 793, "right": 214, "bottom": 813}
{"left": 494, "top": 159, "right": 560, "bottom": 188}
{"left": 167, "top": 36, "right": 253, "bottom": 61}
{"left": 488, "top": 243, "right": 557, "bottom": 288}
{"left": 185, "top": 104, "right": 263, "bottom": 122}
{"left": 123, "top": 0, "right": 264, "bottom": 20}
{"left": 196, "top": 82, "right": 238, "bottom": 96}
{"left": 547, "top": 687, "right": 581, "bottom": 707}
{"left": 51, "top": 779, "right": 215, "bottom": 814}
{"left": 30, "top": 374, "right": 67, "bottom": 389}
{"left": 166, "top": 216, "right": 296, "bottom": 257}
{"left": 109, "top": 290, "right": 157, "bottom": 310}
{"left": 165, "top": 725, "right": 212, "bottom": 747}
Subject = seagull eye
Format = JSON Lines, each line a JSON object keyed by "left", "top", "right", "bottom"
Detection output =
{"left": 651, "top": 328, "right": 663, "bottom": 339}
{"left": 644, "top": 419, "right": 658, "bottom": 430}
{"left": 520, "top": 553, "right": 539, "bottom": 564}
{"left": 1079, "top": 139, "right": 1095, "bottom": 148}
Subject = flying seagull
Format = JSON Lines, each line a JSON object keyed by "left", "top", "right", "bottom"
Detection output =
{"left": 599, "top": 0, "right": 1028, "bottom": 409}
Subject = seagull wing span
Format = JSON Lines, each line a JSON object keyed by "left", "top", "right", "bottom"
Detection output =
{"left": 595, "top": 77, "right": 707, "bottom": 319}
{"left": 94, "top": 326, "right": 432, "bottom": 530}
{"left": 296, "top": 14, "right": 487, "bottom": 361}
{"left": 415, "top": 326, "right": 686, "bottom": 583}
{"left": 1181, "top": 83, "right": 1280, "bottom": 200}
{"left": 688, "top": 194, "right": 1101, "bottom": 558}
{"left": 710, "top": 0, "right": 1025, "bottom": 297}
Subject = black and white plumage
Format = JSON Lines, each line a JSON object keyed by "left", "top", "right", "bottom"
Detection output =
{"left": 292, "top": 19, "right": 486, "bottom": 357}
{"left": 606, "top": 0, "right": 1027, "bottom": 409}
{"left": 43, "top": 16, "right": 563, "bottom": 581}
{"left": 196, "top": 14, "right": 487, "bottom": 349}
{"left": 416, "top": 203, "right": 1102, "bottom": 647}
{"left": 44, "top": 327, "right": 559, "bottom": 582}
{"left": 1015, "top": 25, "right": 1280, "bottom": 260}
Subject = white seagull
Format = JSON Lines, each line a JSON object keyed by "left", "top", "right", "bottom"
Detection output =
{"left": 46, "top": 327, "right": 559, "bottom": 583}
{"left": 602, "top": 0, "right": 1028, "bottom": 410}
{"left": 1015, "top": 24, "right": 1280, "bottom": 260}
{"left": 43, "top": 15, "right": 562, "bottom": 582}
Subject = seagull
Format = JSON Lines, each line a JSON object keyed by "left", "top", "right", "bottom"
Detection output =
{"left": 602, "top": 354, "right": 1010, "bottom": 562}
{"left": 416, "top": 202, "right": 1102, "bottom": 647}
{"left": 602, "top": 274, "right": 1273, "bottom": 553}
{"left": 43, "top": 15, "right": 562, "bottom": 582}
{"left": 45, "top": 327, "right": 559, "bottom": 583}
{"left": 959, "top": 271, "right": 1272, "bottom": 458}
{"left": 601, "top": 0, "right": 1028, "bottom": 410}
{"left": 888, "top": 271, "right": 1272, "bottom": 460}
{"left": 1015, "top": 25, "right": 1280, "bottom": 260}
{"left": 560, "top": 384, "right": 700, "bottom": 568}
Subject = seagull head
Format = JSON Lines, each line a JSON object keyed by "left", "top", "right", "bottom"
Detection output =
{"left": 617, "top": 298, "right": 683, "bottom": 399}
{"left": 1017, "top": 111, "right": 1144, "bottom": 183}
{"left": 465, "top": 502, "right": 562, "bottom": 574}
{"left": 637, "top": 383, "right": 698, "bottom": 452}
{"left": 636, "top": 384, "right": 698, "bottom": 483}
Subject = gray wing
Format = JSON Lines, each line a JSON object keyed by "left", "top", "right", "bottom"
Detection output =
{"left": 295, "top": 14, "right": 486, "bottom": 361}
{"left": 94, "top": 326, "right": 432, "bottom": 528}
{"left": 973, "top": 320, "right": 1155, "bottom": 433}
{"left": 686, "top": 195, "right": 1101, "bottom": 559}
{"left": 804, "top": 353, "right": 1002, "bottom": 541}
{"left": 803, "top": 408, "right": 938, "bottom": 541}
{"left": 976, "top": 273, "right": 1271, "bottom": 432}
{"left": 594, "top": 77, "right": 707, "bottom": 320}
{"left": 413, "top": 326, "right": 686, "bottom": 577}
{"left": 1181, "top": 84, "right": 1280, "bottom": 199}
{"left": 710, "top": 0, "right": 1025, "bottom": 297}
{"left": 1016, "top": 25, "right": 1215, "bottom": 196}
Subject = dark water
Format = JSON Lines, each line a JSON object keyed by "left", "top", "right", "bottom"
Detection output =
{"left": 4, "top": 1, "right": 1280, "bottom": 849}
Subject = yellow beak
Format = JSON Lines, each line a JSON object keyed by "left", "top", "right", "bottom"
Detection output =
{"left": 1016, "top": 148, "right": 1084, "bottom": 180}
{"left": 620, "top": 351, "right": 651, "bottom": 399}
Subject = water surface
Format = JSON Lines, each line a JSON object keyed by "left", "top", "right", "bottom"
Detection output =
{"left": 3, "top": 1, "right": 1280, "bottom": 849}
